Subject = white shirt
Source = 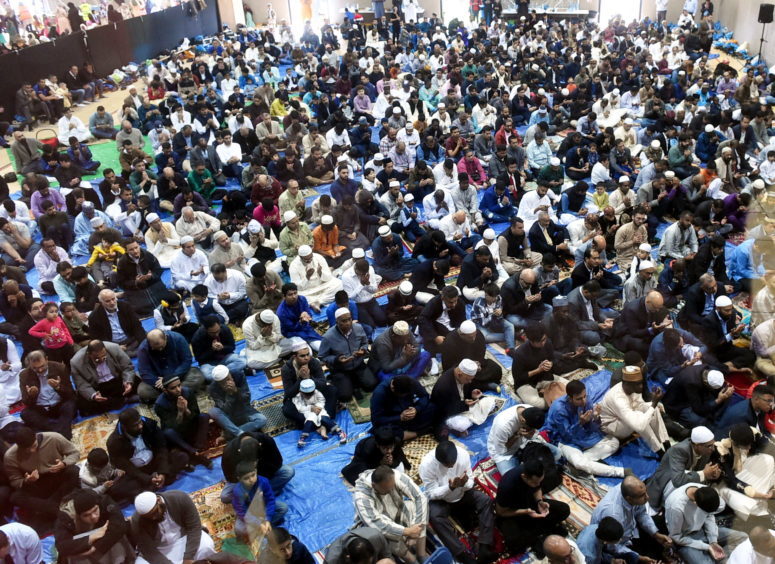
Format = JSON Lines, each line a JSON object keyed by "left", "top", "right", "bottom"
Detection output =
{"left": 289, "top": 254, "right": 336, "bottom": 291}
{"left": 342, "top": 265, "right": 382, "bottom": 303}
{"left": 728, "top": 533, "right": 775, "bottom": 564}
{"left": 422, "top": 191, "right": 457, "bottom": 222}
{"left": 129, "top": 434, "right": 153, "bottom": 467}
{"left": 432, "top": 162, "right": 459, "bottom": 191}
{"left": 170, "top": 248, "right": 209, "bottom": 285}
{"left": 171, "top": 111, "right": 192, "bottom": 131}
{"left": 397, "top": 128, "right": 421, "bottom": 151}
{"left": 487, "top": 404, "right": 532, "bottom": 465}
{"left": 419, "top": 445, "right": 474, "bottom": 504}
{"left": 325, "top": 128, "right": 350, "bottom": 149}
{"left": 439, "top": 213, "right": 473, "bottom": 241}
{"left": 0, "top": 200, "right": 33, "bottom": 226}
{"left": 0, "top": 523, "right": 42, "bottom": 564}
{"left": 591, "top": 162, "right": 612, "bottom": 185}
{"left": 204, "top": 269, "right": 246, "bottom": 305}
{"left": 517, "top": 190, "right": 557, "bottom": 226}
{"left": 215, "top": 141, "right": 243, "bottom": 163}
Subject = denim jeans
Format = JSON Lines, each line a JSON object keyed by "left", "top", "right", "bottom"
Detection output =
{"left": 208, "top": 407, "right": 267, "bottom": 439}
{"left": 200, "top": 353, "right": 247, "bottom": 382}
{"left": 506, "top": 303, "right": 551, "bottom": 330}
{"left": 676, "top": 528, "right": 747, "bottom": 564}
{"left": 478, "top": 320, "right": 516, "bottom": 349}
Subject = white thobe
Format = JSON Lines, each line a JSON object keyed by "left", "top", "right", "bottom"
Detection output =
{"left": 170, "top": 248, "right": 209, "bottom": 291}
{"left": 288, "top": 253, "right": 343, "bottom": 307}
{"left": 599, "top": 382, "right": 669, "bottom": 452}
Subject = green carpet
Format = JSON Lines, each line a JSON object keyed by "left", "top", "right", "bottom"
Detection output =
{"left": 5, "top": 129, "right": 153, "bottom": 186}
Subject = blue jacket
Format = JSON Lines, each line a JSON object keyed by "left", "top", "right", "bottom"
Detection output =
{"left": 646, "top": 328, "right": 708, "bottom": 385}
{"left": 277, "top": 296, "right": 321, "bottom": 341}
{"left": 545, "top": 394, "right": 607, "bottom": 450}
{"left": 729, "top": 239, "right": 762, "bottom": 282}
{"left": 479, "top": 186, "right": 516, "bottom": 215}
{"left": 232, "top": 475, "right": 276, "bottom": 526}
{"left": 325, "top": 300, "right": 359, "bottom": 326}
{"left": 137, "top": 330, "right": 193, "bottom": 386}
{"left": 370, "top": 377, "right": 432, "bottom": 429}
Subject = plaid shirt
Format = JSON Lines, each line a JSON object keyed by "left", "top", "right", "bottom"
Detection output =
{"left": 471, "top": 295, "right": 505, "bottom": 331}
{"left": 353, "top": 469, "right": 428, "bottom": 541}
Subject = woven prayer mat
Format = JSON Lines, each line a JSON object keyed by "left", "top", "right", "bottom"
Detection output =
{"left": 265, "top": 362, "right": 285, "bottom": 390}
{"left": 251, "top": 394, "right": 296, "bottom": 437}
{"left": 346, "top": 392, "right": 373, "bottom": 424}
{"left": 403, "top": 397, "right": 506, "bottom": 484}
{"left": 229, "top": 323, "right": 245, "bottom": 342}
{"left": 472, "top": 456, "right": 604, "bottom": 538}
{"left": 600, "top": 342, "right": 625, "bottom": 374}
{"left": 71, "top": 412, "right": 120, "bottom": 462}
{"left": 191, "top": 481, "right": 236, "bottom": 551}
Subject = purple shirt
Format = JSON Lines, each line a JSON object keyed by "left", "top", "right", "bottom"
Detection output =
{"left": 30, "top": 189, "right": 66, "bottom": 218}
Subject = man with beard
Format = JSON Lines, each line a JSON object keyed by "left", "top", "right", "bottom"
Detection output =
{"left": 130, "top": 490, "right": 216, "bottom": 564}
{"left": 54, "top": 489, "right": 134, "bottom": 564}
{"left": 106, "top": 407, "right": 189, "bottom": 494}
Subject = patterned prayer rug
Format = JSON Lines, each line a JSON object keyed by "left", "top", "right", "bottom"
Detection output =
{"left": 346, "top": 392, "right": 373, "bottom": 424}
{"left": 265, "top": 363, "right": 285, "bottom": 390}
{"left": 403, "top": 397, "right": 506, "bottom": 483}
{"left": 191, "top": 481, "right": 237, "bottom": 551}
{"left": 472, "top": 456, "right": 603, "bottom": 537}
{"left": 250, "top": 393, "right": 296, "bottom": 437}
{"left": 599, "top": 342, "right": 625, "bottom": 375}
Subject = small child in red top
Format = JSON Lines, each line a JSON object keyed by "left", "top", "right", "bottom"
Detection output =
{"left": 29, "top": 302, "right": 75, "bottom": 367}
{"left": 252, "top": 197, "right": 282, "bottom": 239}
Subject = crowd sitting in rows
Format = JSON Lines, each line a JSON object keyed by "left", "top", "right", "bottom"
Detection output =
{"left": 0, "top": 1, "right": 773, "bottom": 563}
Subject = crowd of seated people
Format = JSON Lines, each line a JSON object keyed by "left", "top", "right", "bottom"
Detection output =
{"left": 0, "top": 0, "right": 772, "bottom": 562}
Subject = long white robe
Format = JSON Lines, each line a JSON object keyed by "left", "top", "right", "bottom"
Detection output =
{"left": 288, "top": 253, "right": 343, "bottom": 307}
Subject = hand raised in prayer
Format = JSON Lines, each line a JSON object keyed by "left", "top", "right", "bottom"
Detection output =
{"left": 24, "top": 469, "right": 39, "bottom": 483}
{"left": 579, "top": 409, "right": 595, "bottom": 425}
{"left": 25, "top": 385, "right": 39, "bottom": 398}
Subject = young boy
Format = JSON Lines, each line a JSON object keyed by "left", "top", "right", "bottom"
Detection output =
{"left": 627, "top": 243, "right": 652, "bottom": 281}
{"left": 471, "top": 283, "right": 516, "bottom": 351}
{"left": 260, "top": 527, "right": 316, "bottom": 564}
{"left": 759, "top": 150, "right": 775, "bottom": 187}
{"left": 398, "top": 193, "right": 427, "bottom": 243}
{"left": 232, "top": 461, "right": 287, "bottom": 542}
{"left": 292, "top": 379, "right": 346, "bottom": 448}
{"left": 191, "top": 283, "right": 229, "bottom": 324}
{"left": 79, "top": 447, "right": 136, "bottom": 503}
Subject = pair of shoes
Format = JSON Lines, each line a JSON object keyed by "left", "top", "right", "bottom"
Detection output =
{"left": 297, "top": 433, "right": 309, "bottom": 448}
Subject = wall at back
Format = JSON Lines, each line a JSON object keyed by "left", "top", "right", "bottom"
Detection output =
{"left": 0, "top": 0, "right": 220, "bottom": 124}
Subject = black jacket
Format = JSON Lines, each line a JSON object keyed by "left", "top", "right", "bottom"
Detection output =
{"left": 221, "top": 431, "right": 283, "bottom": 484}
{"left": 341, "top": 435, "right": 409, "bottom": 485}
{"left": 88, "top": 302, "right": 145, "bottom": 344}
{"left": 106, "top": 417, "right": 171, "bottom": 485}
{"left": 456, "top": 252, "right": 497, "bottom": 291}
{"left": 55, "top": 495, "right": 128, "bottom": 560}
{"left": 418, "top": 294, "right": 466, "bottom": 343}
{"left": 280, "top": 357, "right": 326, "bottom": 402}
{"left": 688, "top": 244, "right": 729, "bottom": 285}
{"left": 191, "top": 324, "right": 237, "bottom": 366}
{"left": 663, "top": 364, "right": 725, "bottom": 419}
{"left": 612, "top": 296, "right": 667, "bottom": 342}
{"left": 527, "top": 220, "right": 569, "bottom": 256}
{"left": 115, "top": 250, "right": 164, "bottom": 292}
{"left": 678, "top": 282, "right": 726, "bottom": 329}
{"left": 500, "top": 275, "right": 542, "bottom": 317}
{"left": 440, "top": 329, "right": 488, "bottom": 372}
{"left": 431, "top": 368, "right": 473, "bottom": 420}
{"left": 408, "top": 259, "right": 445, "bottom": 294}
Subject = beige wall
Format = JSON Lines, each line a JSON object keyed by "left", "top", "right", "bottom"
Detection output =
{"left": 716, "top": 0, "right": 775, "bottom": 63}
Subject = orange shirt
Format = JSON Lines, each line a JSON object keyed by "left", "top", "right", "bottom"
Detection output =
{"left": 312, "top": 225, "right": 345, "bottom": 257}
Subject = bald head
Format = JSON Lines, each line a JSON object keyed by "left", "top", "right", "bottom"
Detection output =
{"left": 147, "top": 329, "right": 168, "bottom": 351}
{"left": 543, "top": 536, "right": 573, "bottom": 561}
{"left": 592, "top": 235, "right": 606, "bottom": 250}
{"left": 519, "top": 269, "right": 537, "bottom": 285}
{"left": 645, "top": 291, "right": 664, "bottom": 312}
{"left": 453, "top": 210, "right": 466, "bottom": 223}
{"left": 750, "top": 527, "right": 775, "bottom": 556}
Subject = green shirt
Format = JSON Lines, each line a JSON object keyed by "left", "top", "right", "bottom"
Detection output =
{"left": 188, "top": 168, "right": 215, "bottom": 199}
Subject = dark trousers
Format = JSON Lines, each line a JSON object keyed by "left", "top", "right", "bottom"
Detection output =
{"left": 497, "top": 500, "right": 571, "bottom": 555}
{"left": 162, "top": 413, "right": 210, "bottom": 454}
{"left": 330, "top": 365, "right": 378, "bottom": 402}
{"left": 104, "top": 474, "right": 148, "bottom": 504}
{"left": 282, "top": 383, "right": 339, "bottom": 428}
{"left": 21, "top": 399, "right": 76, "bottom": 439}
{"left": 223, "top": 298, "right": 251, "bottom": 324}
{"left": 76, "top": 377, "right": 133, "bottom": 416}
{"left": 135, "top": 450, "right": 190, "bottom": 487}
{"left": 612, "top": 335, "right": 652, "bottom": 361}
{"left": 357, "top": 299, "right": 388, "bottom": 328}
{"left": 430, "top": 490, "right": 495, "bottom": 556}
{"left": 11, "top": 464, "right": 79, "bottom": 520}
{"left": 473, "top": 358, "right": 503, "bottom": 388}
